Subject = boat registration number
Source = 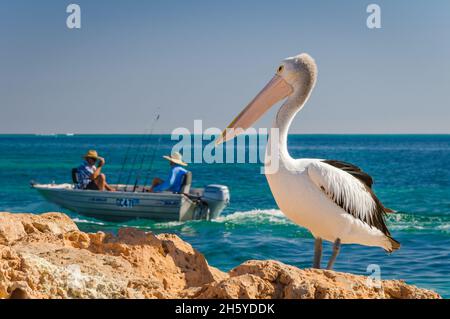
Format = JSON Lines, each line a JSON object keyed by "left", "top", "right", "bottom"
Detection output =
{"left": 116, "top": 198, "right": 140, "bottom": 208}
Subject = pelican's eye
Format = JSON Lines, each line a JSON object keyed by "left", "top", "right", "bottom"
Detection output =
{"left": 276, "top": 65, "right": 284, "bottom": 74}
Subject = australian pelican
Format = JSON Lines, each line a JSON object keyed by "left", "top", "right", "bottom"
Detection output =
{"left": 216, "top": 53, "right": 399, "bottom": 269}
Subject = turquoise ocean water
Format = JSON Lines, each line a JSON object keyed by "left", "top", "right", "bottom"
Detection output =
{"left": 0, "top": 134, "right": 449, "bottom": 297}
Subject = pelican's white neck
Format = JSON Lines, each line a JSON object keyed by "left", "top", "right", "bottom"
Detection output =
{"left": 267, "top": 85, "right": 314, "bottom": 164}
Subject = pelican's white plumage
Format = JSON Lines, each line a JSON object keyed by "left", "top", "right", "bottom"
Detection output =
{"left": 307, "top": 161, "right": 376, "bottom": 225}
{"left": 265, "top": 158, "right": 396, "bottom": 252}
{"left": 218, "top": 53, "right": 399, "bottom": 269}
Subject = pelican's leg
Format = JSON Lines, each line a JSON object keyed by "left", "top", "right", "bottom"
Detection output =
{"left": 313, "top": 237, "right": 322, "bottom": 269}
{"left": 326, "top": 238, "right": 341, "bottom": 270}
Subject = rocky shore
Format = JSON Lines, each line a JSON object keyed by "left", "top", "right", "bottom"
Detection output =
{"left": 0, "top": 212, "right": 441, "bottom": 299}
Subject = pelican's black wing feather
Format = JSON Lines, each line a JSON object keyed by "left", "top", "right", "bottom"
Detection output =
{"left": 323, "top": 160, "right": 373, "bottom": 188}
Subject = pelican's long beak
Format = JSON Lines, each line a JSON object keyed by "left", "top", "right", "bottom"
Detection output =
{"left": 215, "top": 75, "right": 293, "bottom": 145}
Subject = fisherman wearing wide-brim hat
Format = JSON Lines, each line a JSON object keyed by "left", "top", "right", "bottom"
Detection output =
{"left": 148, "top": 151, "right": 189, "bottom": 193}
{"left": 76, "top": 150, "right": 115, "bottom": 191}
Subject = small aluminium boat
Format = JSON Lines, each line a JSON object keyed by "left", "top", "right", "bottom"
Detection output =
{"left": 32, "top": 177, "right": 230, "bottom": 222}
{"left": 32, "top": 115, "right": 230, "bottom": 222}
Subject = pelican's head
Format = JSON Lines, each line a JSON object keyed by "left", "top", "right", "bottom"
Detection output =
{"left": 277, "top": 53, "right": 317, "bottom": 92}
{"left": 215, "top": 53, "right": 317, "bottom": 145}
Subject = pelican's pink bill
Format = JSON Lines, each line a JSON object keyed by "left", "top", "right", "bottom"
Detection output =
{"left": 215, "top": 75, "right": 293, "bottom": 145}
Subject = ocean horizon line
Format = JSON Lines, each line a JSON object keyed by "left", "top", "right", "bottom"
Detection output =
{"left": 1, "top": 133, "right": 450, "bottom": 137}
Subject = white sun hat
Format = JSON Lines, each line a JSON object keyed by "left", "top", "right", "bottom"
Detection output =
{"left": 162, "top": 151, "right": 188, "bottom": 166}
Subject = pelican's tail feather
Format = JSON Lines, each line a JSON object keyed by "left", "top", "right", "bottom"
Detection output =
{"left": 385, "top": 236, "right": 401, "bottom": 253}
{"left": 384, "top": 207, "right": 397, "bottom": 214}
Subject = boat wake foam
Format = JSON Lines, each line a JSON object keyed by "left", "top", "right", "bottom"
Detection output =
{"left": 72, "top": 217, "right": 106, "bottom": 226}
{"left": 213, "top": 209, "right": 290, "bottom": 225}
{"left": 68, "top": 208, "right": 450, "bottom": 235}
{"left": 387, "top": 213, "right": 450, "bottom": 233}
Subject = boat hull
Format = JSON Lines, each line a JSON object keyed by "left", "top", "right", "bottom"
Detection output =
{"left": 32, "top": 184, "right": 200, "bottom": 222}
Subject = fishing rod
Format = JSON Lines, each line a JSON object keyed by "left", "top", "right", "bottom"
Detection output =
{"left": 141, "top": 132, "right": 163, "bottom": 192}
{"left": 115, "top": 135, "right": 137, "bottom": 186}
{"left": 132, "top": 113, "right": 161, "bottom": 192}
{"left": 116, "top": 110, "right": 160, "bottom": 186}
{"left": 123, "top": 111, "right": 160, "bottom": 192}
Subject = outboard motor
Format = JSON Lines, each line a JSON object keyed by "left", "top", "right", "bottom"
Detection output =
{"left": 200, "top": 184, "right": 230, "bottom": 219}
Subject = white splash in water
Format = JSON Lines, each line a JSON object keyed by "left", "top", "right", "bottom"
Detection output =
{"left": 72, "top": 217, "right": 105, "bottom": 226}
{"left": 387, "top": 213, "right": 450, "bottom": 233}
{"left": 153, "top": 221, "right": 185, "bottom": 228}
{"left": 213, "top": 209, "right": 291, "bottom": 225}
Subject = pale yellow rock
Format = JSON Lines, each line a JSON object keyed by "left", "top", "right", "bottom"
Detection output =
{"left": 0, "top": 212, "right": 442, "bottom": 299}
{"left": 196, "top": 260, "right": 441, "bottom": 299}
{"left": 0, "top": 213, "right": 27, "bottom": 245}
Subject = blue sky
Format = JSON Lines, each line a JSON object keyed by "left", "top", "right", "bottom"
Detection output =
{"left": 0, "top": 0, "right": 449, "bottom": 134}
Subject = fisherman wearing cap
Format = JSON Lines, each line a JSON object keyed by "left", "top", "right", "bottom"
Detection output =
{"left": 77, "top": 150, "right": 115, "bottom": 191}
{"left": 149, "top": 151, "right": 188, "bottom": 193}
